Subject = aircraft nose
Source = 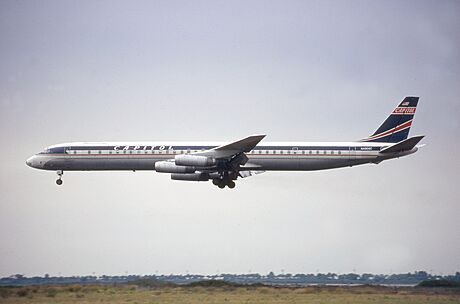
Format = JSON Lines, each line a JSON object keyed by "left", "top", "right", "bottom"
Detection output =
{"left": 26, "top": 156, "right": 35, "bottom": 167}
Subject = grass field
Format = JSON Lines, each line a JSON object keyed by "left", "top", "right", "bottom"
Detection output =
{"left": 1, "top": 284, "right": 460, "bottom": 303}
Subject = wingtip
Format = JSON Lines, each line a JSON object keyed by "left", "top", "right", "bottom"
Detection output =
{"left": 412, "top": 135, "right": 425, "bottom": 140}
{"left": 242, "top": 134, "right": 266, "bottom": 141}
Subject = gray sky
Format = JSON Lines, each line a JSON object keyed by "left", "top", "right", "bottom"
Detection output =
{"left": 1, "top": 0, "right": 459, "bottom": 277}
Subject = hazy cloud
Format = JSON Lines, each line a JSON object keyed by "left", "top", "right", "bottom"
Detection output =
{"left": 1, "top": 0, "right": 459, "bottom": 276}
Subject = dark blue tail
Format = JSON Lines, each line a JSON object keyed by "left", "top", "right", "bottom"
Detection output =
{"left": 362, "top": 96, "right": 419, "bottom": 143}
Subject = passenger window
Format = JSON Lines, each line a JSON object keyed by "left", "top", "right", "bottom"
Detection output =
{"left": 88, "top": 151, "right": 91, "bottom": 154}
{"left": 338, "top": 151, "right": 341, "bottom": 155}
{"left": 98, "top": 150, "right": 101, "bottom": 154}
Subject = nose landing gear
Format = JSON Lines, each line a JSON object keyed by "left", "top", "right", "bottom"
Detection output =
{"left": 56, "top": 170, "right": 63, "bottom": 185}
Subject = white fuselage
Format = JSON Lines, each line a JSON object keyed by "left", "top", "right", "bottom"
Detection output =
{"left": 26, "top": 141, "right": 417, "bottom": 172}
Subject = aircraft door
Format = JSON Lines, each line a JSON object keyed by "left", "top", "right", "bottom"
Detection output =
{"left": 292, "top": 146, "right": 300, "bottom": 169}
{"left": 62, "top": 146, "right": 72, "bottom": 169}
{"left": 349, "top": 146, "right": 356, "bottom": 164}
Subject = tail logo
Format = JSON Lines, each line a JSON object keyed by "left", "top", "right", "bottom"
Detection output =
{"left": 361, "top": 96, "right": 419, "bottom": 143}
{"left": 392, "top": 107, "right": 416, "bottom": 115}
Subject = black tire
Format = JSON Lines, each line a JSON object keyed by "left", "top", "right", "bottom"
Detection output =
{"left": 56, "top": 179, "right": 63, "bottom": 185}
{"left": 218, "top": 182, "right": 226, "bottom": 189}
{"left": 228, "top": 181, "right": 236, "bottom": 189}
{"left": 212, "top": 179, "right": 220, "bottom": 185}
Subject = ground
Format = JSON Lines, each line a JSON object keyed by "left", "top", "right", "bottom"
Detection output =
{"left": 1, "top": 284, "right": 459, "bottom": 304}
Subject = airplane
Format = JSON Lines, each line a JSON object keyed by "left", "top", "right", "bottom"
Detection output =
{"left": 26, "top": 96, "right": 424, "bottom": 189}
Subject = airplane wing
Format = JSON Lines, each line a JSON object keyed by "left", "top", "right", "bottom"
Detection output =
{"left": 214, "top": 134, "right": 266, "bottom": 152}
{"left": 196, "top": 134, "right": 266, "bottom": 159}
{"left": 156, "top": 134, "right": 267, "bottom": 187}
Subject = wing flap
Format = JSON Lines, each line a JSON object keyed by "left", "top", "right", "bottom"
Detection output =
{"left": 239, "top": 170, "right": 265, "bottom": 178}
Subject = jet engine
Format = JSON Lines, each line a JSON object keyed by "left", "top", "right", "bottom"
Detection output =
{"left": 171, "top": 173, "right": 209, "bottom": 181}
{"left": 155, "top": 161, "right": 195, "bottom": 173}
{"left": 175, "top": 155, "right": 215, "bottom": 167}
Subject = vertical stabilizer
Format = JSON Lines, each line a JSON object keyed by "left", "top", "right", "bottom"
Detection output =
{"left": 362, "top": 96, "right": 419, "bottom": 143}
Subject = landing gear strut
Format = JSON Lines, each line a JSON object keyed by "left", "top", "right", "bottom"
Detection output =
{"left": 56, "top": 170, "right": 63, "bottom": 185}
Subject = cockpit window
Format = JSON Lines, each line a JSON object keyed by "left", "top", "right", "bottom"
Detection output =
{"left": 42, "top": 147, "right": 66, "bottom": 154}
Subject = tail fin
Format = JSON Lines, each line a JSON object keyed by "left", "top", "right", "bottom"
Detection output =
{"left": 361, "top": 96, "right": 419, "bottom": 143}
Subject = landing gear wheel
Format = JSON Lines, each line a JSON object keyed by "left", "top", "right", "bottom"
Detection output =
{"left": 212, "top": 179, "right": 220, "bottom": 185}
{"left": 56, "top": 170, "right": 63, "bottom": 186}
{"left": 218, "top": 182, "right": 226, "bottom": 189}
{"left": 227, "top": 181, "right": 236, "bottom": 189}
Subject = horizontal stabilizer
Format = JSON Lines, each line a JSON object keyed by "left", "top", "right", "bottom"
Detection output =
{"left": 379, "top": 136, "right": 424, "bottom": 153}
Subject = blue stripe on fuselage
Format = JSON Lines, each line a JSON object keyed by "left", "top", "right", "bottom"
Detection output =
{"left": 41, "top": 145, "right": 381, "bottom": 154}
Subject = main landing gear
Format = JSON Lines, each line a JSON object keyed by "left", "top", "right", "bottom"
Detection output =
{"left": 211, "top": 171, "right": 237, "bottom": 189}
{"left": 212, "top": 178, "right": 236, "bottom": 189}
{"left": 56, "top": 170, "right": 63, "bottom": 185}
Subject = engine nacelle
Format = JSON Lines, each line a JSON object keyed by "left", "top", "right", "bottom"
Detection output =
{"left": 155, "top": 161, "right": 195, "bottom": 173}
{"left": 175, "top": 155, "right": 216, "bottom": 167}
{"left": 171, "top": 173, "right": 209, "bottom": 181}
